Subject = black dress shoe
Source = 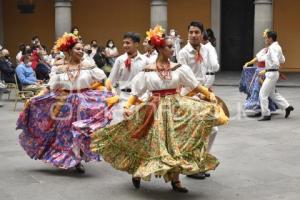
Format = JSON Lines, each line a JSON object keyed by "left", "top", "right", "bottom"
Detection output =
{"left": 171, "top": 181, "right": 189, "bottom": 193}
{"left": 187, "top": 173, "right": 206, "bottom": 179}
{"left": 132, "top": 177, "right": 141, "bottom": 189}
{"left": 285, "top": 106, "right": 294, "bottom": 118}
{"left": 258, "top": 115, "right": 271, "bottom": 121}
{"left": 75, "top": 163, "right": 85, "bottom": 173}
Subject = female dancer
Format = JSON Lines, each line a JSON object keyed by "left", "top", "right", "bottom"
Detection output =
{"left": 89, "top": 26, "right": 228, "bottom": 192}
{"left": 240, "top": 29, "right": 277, "bottom": 116}
{"left": 17, "top": 33, "right": 118, "bottom": 173}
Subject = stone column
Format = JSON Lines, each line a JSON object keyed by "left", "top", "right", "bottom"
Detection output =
{"left": 0, "top": 0, "right": 4, "bottom": 46}
{"left": 151, "top": 0, "right": 168, "bottom": 30}
{"left": 254, "top": 0, "right": 273, "bottom": 54}
{"left": 211, "top": 0, "right": 221, "bottom": 58}
{"left": 55, "top": 0, "right": 72, "bottom": 38}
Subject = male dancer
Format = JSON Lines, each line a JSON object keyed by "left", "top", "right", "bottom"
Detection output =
{"left": 108, "top": 32, "right": 148, "bottom": 123}
{"left": 258, "top": 31, "right": 294, "bottom": 121}
{"left": 178, "top": 21, "right": 217, "bottom": 179}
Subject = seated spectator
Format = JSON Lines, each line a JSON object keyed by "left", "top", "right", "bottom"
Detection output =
{"left": 83, "top": 44, "right": 95, "bottom": 63}
{"left": 93, "top": 46, "right": 107, "bottom": 69}
{"left": 71, "top": 26, "right": 83, "bottom": 43}
{"left": 31, "top": 36, "right": 43, "bottom": 51}
{"left": 49, "top": 50, "right": 64, "bottom": 67}
{"left": 34, "top": 47, "right": 51, "bottom": 81}
{"left": 90, "top": 40, "right": 98, "bottom": 58}
{"left": 0, "top": 62, "right": 10, "bottom": 107}
{"left": 25, "top": 44, "right": 32, "bottom": 52}
{"left": 105, "top": 40, "right": 119, "bottom": 66}
{"left": 15, "top": 53, "right": 43, "bottom": 92}
{"left": 16, "top": 43, "right": 26, "bottom": 64}
{"left": 0, "top": 49, "right": 15, "bottom": 83}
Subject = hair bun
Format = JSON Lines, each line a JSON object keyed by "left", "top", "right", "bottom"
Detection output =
{"left": 150, "top": 35, "right": 165, "bottom": 48}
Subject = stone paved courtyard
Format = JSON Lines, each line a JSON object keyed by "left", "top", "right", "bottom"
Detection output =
{"left": 0, "top": 86, "right": 299, "bottom": 200}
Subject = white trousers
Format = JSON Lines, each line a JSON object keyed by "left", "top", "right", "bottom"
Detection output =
{"left": 110, "top": 91, "right": 131, "bottom": 125}
{"left": 208, "top": 127, "right": 218, "bottom": 152}
{"left": 204, "top": 75, "right": 215, "bottom": 88}
{"left": 259, "top": 71, "right": 289, "bottom": 116}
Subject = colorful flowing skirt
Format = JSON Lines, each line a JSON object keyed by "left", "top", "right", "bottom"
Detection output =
{"left": 16, "top": 89, "right": 113, "bottom": 169}
{"left": 239, "top": 67, "right": 277, "bottom": 114}
{"left": 91, "top": 94, "right": 228, "bottom": 182}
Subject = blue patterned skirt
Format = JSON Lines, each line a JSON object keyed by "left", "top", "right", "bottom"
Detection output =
{"left": 239, "top": 67, "right": 277, "bottom": 113}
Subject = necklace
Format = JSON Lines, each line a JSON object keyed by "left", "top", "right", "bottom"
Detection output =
{"left": 156, "top": 62, "right": 172, "bottom": 80}
{"left": 66, "top": 63, "right": 81, "bottom": 82}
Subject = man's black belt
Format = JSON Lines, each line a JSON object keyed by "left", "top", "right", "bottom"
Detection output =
{"left": 206, "top": 72, "right": 215, "bottom": 75}
{"left": 120, "top": 88, "right": 132, "bottom": 92}
{"left": 266, "top": 69, "right": 279, "bottom": 72}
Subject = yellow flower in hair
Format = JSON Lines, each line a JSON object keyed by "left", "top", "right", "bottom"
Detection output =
{"left": 146, "top": 25, "right": 165, "bottom": 41}
{"left": 263, "top": 29, "right": 269, "bottom": 38}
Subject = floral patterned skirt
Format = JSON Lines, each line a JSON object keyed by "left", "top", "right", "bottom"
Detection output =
{"left": 91, "top": 94, "right": 227, "bottom": 182}
{"left": 16, "top": 89, "right": 113, "bottom": 169}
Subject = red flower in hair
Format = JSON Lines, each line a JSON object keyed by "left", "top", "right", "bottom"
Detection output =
{"left": 54, "top": 33, "right": 78, "bottom": 52}
{"left": 150, "top": 35, "right": 165, "bottom": 48}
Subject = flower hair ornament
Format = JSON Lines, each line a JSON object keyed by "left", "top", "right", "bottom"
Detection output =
{"left": 53, "top": 33, "right": 79, "bottom": 53}
{"left": 263, "top": 28, "right": 269, "bottom": 38}
{"left": 146, "top": 25, "right": 166, "bottom": 48}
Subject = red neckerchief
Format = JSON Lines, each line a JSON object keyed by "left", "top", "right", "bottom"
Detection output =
{"left": 124, "top": 58, "right": 131, "bottom": 70}
{"left": 124, "top": 52, "right": 138, "bottom": 71}
{"left": 195, "top": 49, "right": 203, "bottom": 63}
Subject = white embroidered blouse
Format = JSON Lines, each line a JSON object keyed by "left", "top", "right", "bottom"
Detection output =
{"left": 130, "top": 64, "right": 199, "bottom": 97}
{"left": 48, "top": 59, "right": 107, "bottom": 90}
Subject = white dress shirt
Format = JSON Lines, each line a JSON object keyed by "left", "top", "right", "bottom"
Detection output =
{"left": 109, "top": 52, "right": 148, "bottom": 90}
{"left": 204, "top": 42, "right": 220, "bottom": 73}
{"left": 178, "top": 42, "right": 208, "bottom": 84}
{"left": 258, "top": 41, "right": 285, "bottom": 70}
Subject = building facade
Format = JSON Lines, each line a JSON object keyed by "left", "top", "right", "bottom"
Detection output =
{"left": 0, "top": 0, "right": 299, "bottom": 72}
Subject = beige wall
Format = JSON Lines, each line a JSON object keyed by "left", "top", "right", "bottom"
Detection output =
{"left": 3, "top": 0, "right": 55, "bottom": 56}
{"left": 3, "top": 0, "right": 299, "bottom": 72}
{"left": 72, "top": 0, "right": 211, "bottom": 53}
{"left": 3, "top": 0, "right": 151, "bottom": 57}
{"left": 168, "top": 0, "right": 211, "bottom": 43}
{"left": 274, "top": 0, "right": 300, "bottom": 72}
{"left": 3, "top": 0, "right": 211, "bottom": 58}
{"left": 72, "top": 0, "right": 151, "bottom": 53}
